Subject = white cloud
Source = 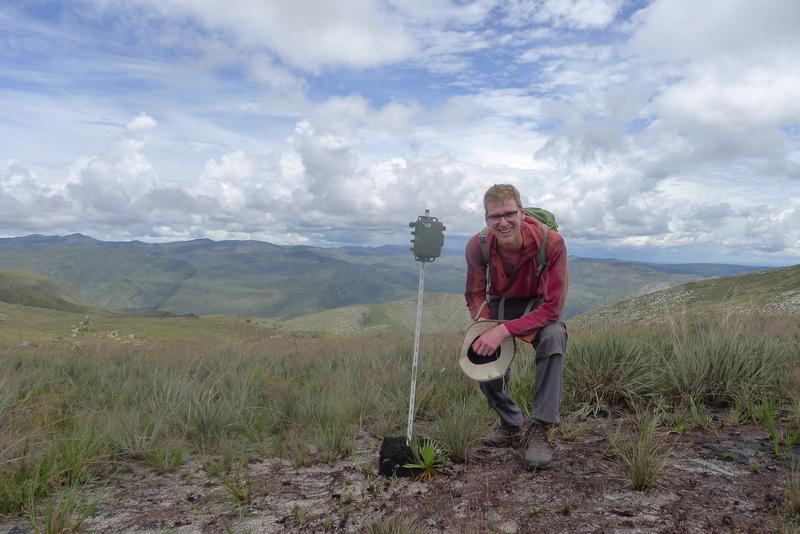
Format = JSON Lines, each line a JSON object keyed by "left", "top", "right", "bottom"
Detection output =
{"left": 656, "top": 60, "right": 800, "bottom": 130}
{"left": 630, "top": 0, "right": 800, "bottom": 62}
{"left": 503, "top": 0, "right": 624, "bottom": 29}
{"left": 2, "top": 1, "right": 799, "bottom": 263}
{"left": 113, "top": 0, "right": 416, "bottom": 71}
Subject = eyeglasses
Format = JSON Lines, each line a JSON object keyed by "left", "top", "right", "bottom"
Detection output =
{"left": 485, "top": 210, "right": 519, "bottom": 224}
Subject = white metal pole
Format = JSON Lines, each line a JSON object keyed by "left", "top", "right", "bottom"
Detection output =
{"left": 406, "top": 259, "right": 425, "bottom": 445}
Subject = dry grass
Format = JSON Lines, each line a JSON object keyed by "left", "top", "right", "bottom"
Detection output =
{"left": 608, "top": 411, "right": 670, "bottom": 491}
{"left": 2, "top": 310, "right": 799, "bottom": 516}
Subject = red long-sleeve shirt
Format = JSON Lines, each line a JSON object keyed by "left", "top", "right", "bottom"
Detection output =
{"left": 464, "top": 215, "right": 568, "bottom": 342}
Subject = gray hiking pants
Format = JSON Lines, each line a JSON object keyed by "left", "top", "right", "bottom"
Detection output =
{"left": 479, "top": 318, "right": 567, "bottom": 428}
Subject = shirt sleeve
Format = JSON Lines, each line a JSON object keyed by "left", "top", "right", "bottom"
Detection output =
{"left": 504, "top": 232, "right": 568, "bottom": 338}
{"left": 464, "top": 235, "right": 492, "bottom": 321}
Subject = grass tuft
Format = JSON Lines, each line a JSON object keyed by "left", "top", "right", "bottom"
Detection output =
{"left": 364, "top": 516, "right": 429, "bottom": 534}
{"left": 788, "top": 456, "right": 800, "bottom": 516}
{"left": 564, "top": 331, "right": 655, "bottom": 414}
{"left": 434, "top": 397, "right": 488, "bottom": 463}
{"left": 26, "top": 479, "right": 97, "bottom": 534}
{"left": 609, "top": 411, "right": 670, "bottom": 491}
{"left": 663, "top": 311, "right": 781, "bottom": 406}
{"left": 314, "top": 416, "right": 353, "bottom": 465}
{"left": 185, "top": 383, "right": 233, "bottom": 453}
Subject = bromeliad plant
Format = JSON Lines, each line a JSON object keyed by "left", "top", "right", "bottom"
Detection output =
{"left": 404, "top": 437, "right": 447, "bottom": 480}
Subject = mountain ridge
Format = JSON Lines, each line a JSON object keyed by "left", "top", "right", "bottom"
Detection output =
{"left": 0, "top": 233, "right": 777, "bottom": 319}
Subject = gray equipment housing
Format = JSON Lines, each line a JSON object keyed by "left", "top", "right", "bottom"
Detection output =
{"left": 409, "top": 213, "right": 445, "bottom": 262}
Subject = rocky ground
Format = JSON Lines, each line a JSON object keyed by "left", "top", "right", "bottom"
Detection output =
{"left": 1, "top": 422, "right": 798, "bottom": 533}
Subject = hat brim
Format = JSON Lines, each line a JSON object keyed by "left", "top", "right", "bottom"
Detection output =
{"left": 459, "top": 320, "right": 515, "bottom": 382}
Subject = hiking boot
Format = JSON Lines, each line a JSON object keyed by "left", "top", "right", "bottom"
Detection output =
{"left": 482, "top": 424, "right": 522, "bottom": 448}
{"left": 521, "top": 421, "right": 553, "bottom": 469}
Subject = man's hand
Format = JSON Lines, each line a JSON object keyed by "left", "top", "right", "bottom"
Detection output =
{"left": 471, "top": 323, "right": 511, "bottom": 356}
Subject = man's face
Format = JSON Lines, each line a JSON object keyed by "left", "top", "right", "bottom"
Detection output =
{"left": 485, "top": 198, "right": 521, "bottom": 247}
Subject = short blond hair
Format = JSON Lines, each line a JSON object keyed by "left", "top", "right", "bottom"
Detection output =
{"left": 483, "top": 184, "right": 522, "bottom": 213}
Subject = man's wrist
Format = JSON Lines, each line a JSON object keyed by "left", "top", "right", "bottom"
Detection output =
{"left": 497, "top": 323, "right": 511, "bottom": 339}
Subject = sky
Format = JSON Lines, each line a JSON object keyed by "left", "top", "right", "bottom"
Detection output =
{"left": 1, "top": 0, "right": 799, "bottom": 265}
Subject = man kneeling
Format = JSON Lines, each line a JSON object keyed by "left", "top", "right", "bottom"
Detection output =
{"left": 465, "top": 184, "right": 569, "bottom": 469}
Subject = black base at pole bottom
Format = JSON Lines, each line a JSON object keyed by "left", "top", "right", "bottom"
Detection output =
{"left": 378, "top": 436, "right": 421, "bottom": 478}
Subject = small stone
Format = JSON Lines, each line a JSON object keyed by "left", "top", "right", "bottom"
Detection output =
{"left": 498, "top": 520, "right": 519, "bottom": 533}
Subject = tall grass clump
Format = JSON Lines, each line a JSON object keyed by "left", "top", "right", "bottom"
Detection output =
{"left": 184, "top": 382, "right": 235, "bottom": 453}
{"left": 509, "top": 343, "right": 537, "bottom": 418}
{"left": 110, "top": 411, "right": 164, "bottom": 460}
{"left": 608, "top": 411, "right": 670, "bottom": 491}
{"left": 564, "top": 331, "right": 656, "bottom": 414}
{"left": 313, "top": 409, "right": 354, "bottom": 465}
{"left": 0, "top": 447, "right": 56, "bottom": 514}
{"left": 0, "top": 379, "right": 13, "bottom": 430}
{"left": 26, "top": 480, "right": 97, "bottom": 534}
{"left": 434, "top": 397, "right": 491, "bottom": 463}
{"left": 662, "top": 310, "right": 782, "bottom": 406}
{"left": 788, "top": 455, "right": 800, "bottom": 517}
{"left": 364, "top": 516, "right": 429, "bottom": 534}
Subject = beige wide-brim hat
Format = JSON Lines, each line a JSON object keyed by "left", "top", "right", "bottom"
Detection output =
{"left": 459, "top": 320, "right": 516, "bottom": 382}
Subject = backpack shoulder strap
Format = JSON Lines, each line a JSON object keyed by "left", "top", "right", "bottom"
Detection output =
{"left": 478, "top": 226, "right": 492, "bottom": 293}
{"left": 479, "top": 226, "right": 490, "bottom": 264}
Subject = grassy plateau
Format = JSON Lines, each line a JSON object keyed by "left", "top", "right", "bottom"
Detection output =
{"left": 1, "top": 264, "right": 800, "bottom": 532}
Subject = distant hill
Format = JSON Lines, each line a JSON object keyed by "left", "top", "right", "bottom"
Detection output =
{"left": 644, "top": 262, "right": 768, "bottom": 277}
{"left": 571, "top": 264, "right": 800, "bottom": 329}
{"left": 280, "top": 293, "right": 471, "bottom": 334}
{"left": 0, "top": 270, "right": 89, "bottom": 313}
{"left": 0, "top": 234, "right": 774, "bottom": 320}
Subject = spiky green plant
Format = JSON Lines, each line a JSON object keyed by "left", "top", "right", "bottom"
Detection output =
{"left": 404, "top": 437, "right": 446, "bottom": 480}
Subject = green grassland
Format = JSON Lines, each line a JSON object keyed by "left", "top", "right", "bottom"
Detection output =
{"left": 2, "top": 263, "right": 800, "bottom": 529}
{"left": 2, "top": 303, "right": 800, "bottom": 526}
{"left": 0, "top": 300, "right": 279, "bottom": 347}
{"left": 280, "top": 292, "right": 472, "bottom": 334}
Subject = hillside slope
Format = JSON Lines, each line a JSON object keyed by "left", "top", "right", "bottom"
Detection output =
{"left": 571, "top": 263, "right": 800, "bottom": 328}
{"left": 0, "top": 270, "right": 89, "bottom": 313}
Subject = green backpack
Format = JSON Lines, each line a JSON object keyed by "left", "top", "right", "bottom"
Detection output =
{"left": 479, "top": 207, "right": 558, "bottom": 279}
